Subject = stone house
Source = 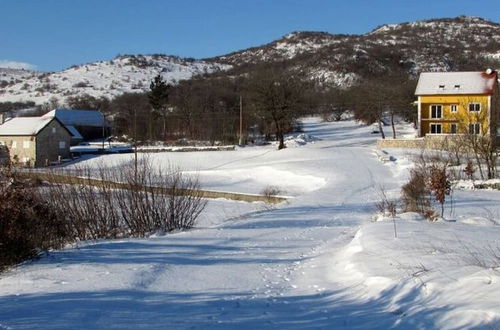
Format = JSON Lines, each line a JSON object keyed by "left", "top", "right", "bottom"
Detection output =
{"left": 0, "top": 115, "right": 72, "bottom": 167}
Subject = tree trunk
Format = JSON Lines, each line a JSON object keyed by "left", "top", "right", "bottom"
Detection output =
{"left": 275, "top": 119, "right": 285, "bottom": 150}
{"left": 391, "top": 112, "right": 396, "bottom": 139}
{"left": 278, "top": 132, "right": 285, "bottom": 150}
{"left": 378, "top": 119, "right": 386, "bottom": 139}
{"left": 148, "top": 110, "right": 153, "bottom": 141}
{"left": 162, "top": 116, "right": 167, "bottom": 141}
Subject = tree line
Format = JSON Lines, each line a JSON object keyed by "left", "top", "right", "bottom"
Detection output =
{"left": 0, "top": 68, "right": 420, "bottom": 147}
{"left": 108, "top": 68, "right": 417, "bottom": 147}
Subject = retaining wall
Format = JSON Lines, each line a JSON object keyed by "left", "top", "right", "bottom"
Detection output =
{"left": 19, "top": 171, "right": 287, "bottom": 204}
{"left": 376, "top": 135, "right": 476, "bottom": 150}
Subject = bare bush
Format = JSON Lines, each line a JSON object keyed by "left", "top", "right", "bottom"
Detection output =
{"left": 261, "top": 185, "right": 282, "bottom": 198}
{"left": 260, "top": 185, "right": 284, "bottom": 207}
{"left": 44, "top": 158, "right": 207, "bottom": 239}
{"left": 429, "top": 165, "right": 451, "bottom": 217}
{"left": 401, "top": 168, "right": 430, "bottom": 214}
{"left": 375, "top": 187, "right": 397, "bottom": 216}
{"left": 459, "top": 240, "right": 500, "bottom": 270}
{"left": 463, "top": 161, "right": 475, "bottom": 181}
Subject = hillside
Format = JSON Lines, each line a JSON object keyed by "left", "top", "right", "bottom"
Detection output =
{"left": 212, "top": 16, "right": 500, "bottom": 85}
{"left": 0, "top": 55, "right": 230, "bottom": 105}
{"left": 1, "top": 16, "right": 499, "bottom": 106}
{"left": 0, "top": 68, "right": 41, "bottom": 86}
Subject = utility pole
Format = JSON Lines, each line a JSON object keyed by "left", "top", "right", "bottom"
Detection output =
{"left": 101, "top": 110, "right": 105, "bottom": 152}
{"left": 134, "top": 108, "right": 138, "bottom": 183}
{"left": 239, "top": 94, "right": 244, "bottom": 146}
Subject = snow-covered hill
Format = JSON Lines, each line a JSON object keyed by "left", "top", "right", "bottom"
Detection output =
{"left": 0, "top": 68, "right": 41, "bottom": 86}
{"left": 0, "top": 55, "right": 231, "bottom": 105}
{"left": 1, "top": 16, "right": 499, "bottom": 105}
{"left": 212, "top": 16, "right": 500, "bottom": 86}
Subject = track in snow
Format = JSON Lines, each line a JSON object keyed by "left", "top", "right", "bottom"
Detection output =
{"left": 0, "top": 118, "right": 409, "bottom": 329}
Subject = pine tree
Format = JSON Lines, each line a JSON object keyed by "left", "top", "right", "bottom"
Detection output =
{"left": 149, "top": 74, "right": 171, "bottom": 141}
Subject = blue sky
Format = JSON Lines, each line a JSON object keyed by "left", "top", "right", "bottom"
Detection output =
{"left": 1, "top": 0, "right": 499, "bottom": 72}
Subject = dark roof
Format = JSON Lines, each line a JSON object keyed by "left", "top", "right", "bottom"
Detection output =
{"left": 43, "top": 109, "right": 107, "bottom": 127}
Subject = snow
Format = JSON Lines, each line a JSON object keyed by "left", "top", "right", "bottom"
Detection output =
{"left": 271, "top": 133, "right": 321, "bottom": 148}
{"left": 65, "top": 126, "right": 83, "bottom": 140}
{"left": 0, "top": 68, "right": 40, "bottom": 83}
{"left": 455, "top": 178, "right": 500, "bottom": 191}
{"left": 1, "top": 117, "right": 499, "bottom": 329}
{"left": 0, "top": 116, "right": 55, "bottom": 136}
{"left": 1, "top": 55, "right": 231, "bottom": 104}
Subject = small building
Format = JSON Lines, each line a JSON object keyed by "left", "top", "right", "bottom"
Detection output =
{"left": 43, "top": 109, "right": 108, "bottom": 143}
{"left": 0, "top": 115, "right": 72, "bottom": 167}
{"left": 415, "top": 70, "right": 499, "bottom": 137}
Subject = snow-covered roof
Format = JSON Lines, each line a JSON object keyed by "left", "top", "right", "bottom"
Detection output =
{"left": 43, "top": 109, "right": 106, "bottom": 127}
{"left": 415, "top": 71, "right": 498, "bottom": 95}
{"left": 0, "top": 116, "right": 55, "bottom": 136}
{"left": 66, "top": 125, "right": 83, "bottom": 139}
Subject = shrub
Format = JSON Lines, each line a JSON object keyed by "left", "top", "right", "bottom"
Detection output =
{"left": 0, "top": 170, "right": 70, "bottom": 271}
{"left": 429, "top": 165, "right": 451, "bottom": 217}
{"left": 401, "top": 168, "right": 430, "bottom": 214}
{"left": 261, "top": 185, "right": 282, "bottom": 198}
{"left": 44, "top": 158, "right": 207, "bottom": 239}
{"left": 375, "top": 187, "right": 397, "bottom": 216}
{"left": 0, "top": 159, "right": 207, "bottom": 272}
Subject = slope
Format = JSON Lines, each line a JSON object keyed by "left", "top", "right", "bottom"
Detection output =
{"left": 1, "top": 117, "right": 498, "bottom": 329}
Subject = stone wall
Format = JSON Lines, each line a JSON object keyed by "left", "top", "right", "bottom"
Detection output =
{"left": 0, "top": 136, "right": 36, "bottom": 166}
{"left": 376, "top": 138, "right": 425, "bottom": 149}
{"left": 35, "top": 120, "right": 72, "bottom": 167}
{"left": 376, "top": 135, "right": 481, "bottom": 150}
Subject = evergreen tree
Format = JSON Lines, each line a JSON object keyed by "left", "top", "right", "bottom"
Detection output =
{"left": 149, "top": 74, "right": 171, "bottom": 141}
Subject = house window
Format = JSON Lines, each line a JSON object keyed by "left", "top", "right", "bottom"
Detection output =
{"left": 450, "top": 123, "right": 457, "bottom": 134}
{"left": 52, "top": 127, "right": 57, "bottom": 134}
{"left": 469, "top": 123, "right": 481, "bottom": 135}
{"left": 450, "top": 104, "right": 458, "bottom": 113}
{"left": 11, "top": 141, "right": 17, "bottom": 149}
{"left": 430, "top": 105, "right": 442, "bottom": 119}
{"left": 430, "top": 123, "right": 442, "bottom": 134}
{"left": 469, "top": 103, "right": 481, "bottom": 112}
{"left": 23, "top": 140, "right": 30, "bottom": 149}
{"left": 59, "top": 141, "right": 66, "bottom": 149}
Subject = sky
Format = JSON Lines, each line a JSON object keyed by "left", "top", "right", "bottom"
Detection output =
{"left": 0, "top": 0, "right": 499, "bottom": 72}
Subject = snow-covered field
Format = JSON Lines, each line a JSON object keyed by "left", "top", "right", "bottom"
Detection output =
{"left": 1, "top": 117, "right": 499, "bottom": 329}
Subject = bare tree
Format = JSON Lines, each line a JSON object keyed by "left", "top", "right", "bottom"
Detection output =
{"left": 455, "top": 97, "right": 498, "bottom": 179}
{"left": 350, "top": 76, "right": 416, "bottom": 139}
{"left": 247, "top": 66, "right": 308, "bottom": 149}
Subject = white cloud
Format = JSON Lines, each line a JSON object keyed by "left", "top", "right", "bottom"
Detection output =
{"left": 0, "top": 60, "right": 37, "bottom": 70}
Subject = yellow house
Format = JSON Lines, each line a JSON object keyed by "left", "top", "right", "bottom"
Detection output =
{"left": 415, "top": 70, "right": 499, "bottom": 137}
